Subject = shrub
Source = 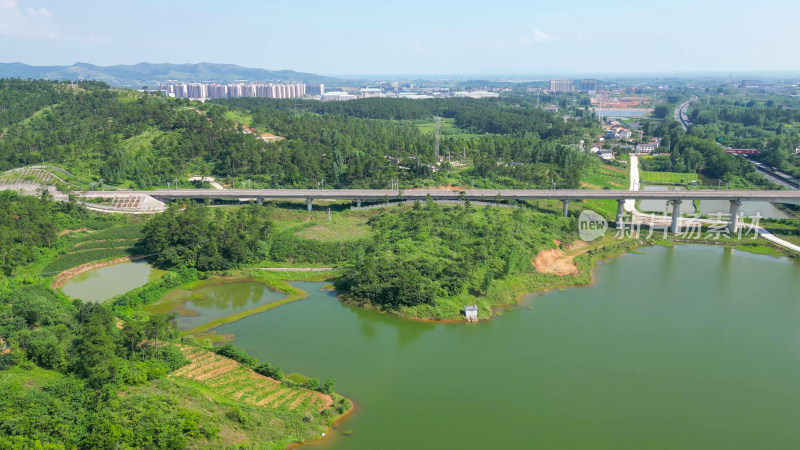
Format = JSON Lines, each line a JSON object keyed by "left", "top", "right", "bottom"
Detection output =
{"left": 254, "top": 362, "right": 284, "bottom": 381}
{"left": 214, "top": 344, "right": 258, "bottom": 367}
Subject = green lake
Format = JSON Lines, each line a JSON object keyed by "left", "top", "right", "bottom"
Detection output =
{"left": 60, "top": 261, "right": 166, "bottom": 303}
{"left": 209, "top": 245, "right": 800, "bottom": 449}
{"left": 163, "top": 280, "right": 287, "bottom": 330}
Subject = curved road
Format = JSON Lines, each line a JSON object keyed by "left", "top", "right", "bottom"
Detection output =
{"left": 626, "top": 155, "right": 799, "bottom": 253}
{"left": 674, "top": 95, "right": 697, "bottom": 131}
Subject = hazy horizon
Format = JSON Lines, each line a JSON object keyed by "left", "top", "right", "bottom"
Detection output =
{"left": 2, "top": 0, "right": 799, "bottom": 75}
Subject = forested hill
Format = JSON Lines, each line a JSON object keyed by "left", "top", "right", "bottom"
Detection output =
{"left": 217, "top": 96, "right": 596, "bottom": 137}
{"left": 0, "top": 62, "right": 337, "bottom": 86}
{"left": 1, "top": 79, "right": 599, "bottom": 190}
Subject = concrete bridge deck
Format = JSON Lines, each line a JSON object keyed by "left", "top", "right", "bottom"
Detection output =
{"left": 78, "top": 188, "right": 800, "bottom": 205}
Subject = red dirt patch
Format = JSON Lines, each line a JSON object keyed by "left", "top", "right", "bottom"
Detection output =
{"left": 533, "top": 248, "right": 578, "bottom": 275}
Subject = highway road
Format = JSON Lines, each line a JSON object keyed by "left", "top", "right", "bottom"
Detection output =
{"left": 674, "top": 95, "right": 697, "bottom": 131}
{"left": 76, "top": 188, "right": 800, "bottom": 205}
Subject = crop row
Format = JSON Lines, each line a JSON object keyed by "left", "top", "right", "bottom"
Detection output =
{"left": 42, "top": 248, "right": 134, "bottom": 274}
{"left": 172, "top": 347, "right": 331, "bottom": 415}
{"left": 70, "top": 224, "right": 144, "bottom": 244}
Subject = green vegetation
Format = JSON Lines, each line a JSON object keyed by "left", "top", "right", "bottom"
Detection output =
{"left": 143, "top": 202, "right": 270, "bottom": 271}
{"left": 334, "top": 199, "right": 578, "bottom": 319}
{"left": 0, "top": 191, "right": 350, "bottom": 448}
{"left": 688, "top": 93, "right": 800, "bottom": 178}
{"left": 2, "top": 79, "right": 600, "bottom": 191}
{"left": 0, "top": 190, "right": 133, "bottom": 276}
{"left": 640, "top": 169, "right": 696, "bottom": 184}
{"left": 581, "top": 162, "right": 628, "bottom": 189}
{"left": 414, "top": 116, "right": 484, "bottom": 139}
{"left": 0, "top": 282, "right": 215, "bottom": 447}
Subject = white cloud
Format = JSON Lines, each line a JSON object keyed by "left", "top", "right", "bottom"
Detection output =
{"left": 0, "top": 0, "right": 59, "bottom": 39}
{"left": 26, "top": 6, "right": 51, "bottom": 18}
{"left": 533, "top": 29, "right": 560, "bottom": 42}
{"left": 0, "top": 0, "right": 106, "bottom": 42}
{"left": 520, "top": 28, "right": 562, "bottom": 45}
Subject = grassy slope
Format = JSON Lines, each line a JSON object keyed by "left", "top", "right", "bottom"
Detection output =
{"left": 413, "top": 117, "right": 485, "bottom": 139}
{"left": 41, "top": 224, "right": 145, "bottom": 275}
{"left": 267, "top": 204, "right": 376, "bottom": 243}
{"left": 640, "top": 169, "right": 697, "bottom": 184}
{"left": 2, "top": 363, "right": 336, "bottom": 449}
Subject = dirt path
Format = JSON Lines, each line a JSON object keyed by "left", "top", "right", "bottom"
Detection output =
{"left": 58, "top": 228, "right": 89, "bottom": 236}
{"left": 50, "top": 256, "right": 133, "bottom": 289}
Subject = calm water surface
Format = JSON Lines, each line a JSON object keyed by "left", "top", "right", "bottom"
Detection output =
{"left": 638, "top": 186, "right": 787, "bottom": 218}
{"left": 168, "top": 281, "right": 287, "bottom": 330}
{"left": 61, "top": 261, "right": 165, "bottom": 303}
{"left": 213, "top": 246, "right": 800, "bottom": 450}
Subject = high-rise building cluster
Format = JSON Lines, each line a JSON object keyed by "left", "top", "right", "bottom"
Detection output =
{"left": 159, "top": 83, "right": 325, "bottom": 100}
{"left": 548, "top": 79, "right": 600, "bottom": 93}
{"left": 549, "top": 79, "right": 574, "bottom": 92}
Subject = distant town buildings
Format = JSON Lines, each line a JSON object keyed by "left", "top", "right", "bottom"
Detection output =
{"left": 359, "top": 88, "right": 384, "bottom": 99}
{"left": 453, "top": 91, "right": 500, "bottom": 99}
{"left": 740, "top": 80, "right": 762, "bottom": 88}
{"left": 160, "top": 83, "right": 325, "bottom": 100}
{"left": 578, "top": 79, "right": 598, "bottom": 94}
{"left": 306, "top": 83, "right": 325, "bottom": 96}
{"left": 605, "top": 126, "right": 633, "bottom": 140}
{"left": 549, "top": 79, "right": 574, "bottom": 92}
{"left": 397, "top": 93, "right": 434, "bottom": 100}
{"left": 322, "top": 91, "right": 358, "bottom": 101}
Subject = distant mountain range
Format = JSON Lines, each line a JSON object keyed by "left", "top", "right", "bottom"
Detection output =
{"left": 0, "top": 62, "right": 337, "bottom": 86}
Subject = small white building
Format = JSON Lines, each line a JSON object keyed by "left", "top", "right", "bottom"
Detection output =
{"left": 598, "top": 150, "right": 615, "bottom": 160}
{"left": 464, "top": 305, "right": 478, "bottom": 322}
{"left": 635, "top": 143, "right": 657, "bottom": 154}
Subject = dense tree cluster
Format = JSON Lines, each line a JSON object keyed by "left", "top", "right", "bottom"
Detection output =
{"left": 0, "top": 80, "right": 268, "bottom": 186}
{"left": 335, "top": 200, "right": 574, "bottom": 309}
{"left": 2, "top": 80, "right": 599, "bottom": 190}
{"left": 143, "top": 202, "right": 271, "bottom": 271}
{"left": 219, "top": 98, "right": 595, "bottom": 188}
{"left": 0, "top": 285, "right": 217, "bottom": 447}
{"left": 220, "top": 96, "right": 599, "bottom": 138}
{"left": 688, "top": 98, "right": 800, "bottom": 177}
{"left": 0, "top": 190, "right": 100, "bottom": 275}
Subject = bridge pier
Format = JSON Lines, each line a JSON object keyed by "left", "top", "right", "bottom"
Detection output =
{"left": 355, "top": 199, "right": 362, "bottom": 208}
{"left": 562, "top": 199, "right": 570, "bottom": 217}
{"left": 257, "top": 198, "right": 263, "bottom": 206}
{"left": 616, "top": 199, "right": 625, "bottom": 228}
{"left": 306, "top": 198, "right": 313, "bottom": 211}
{"left": 671, "top": 200, "right": 682, "bottom": 234}
{"left": 728, "top": 200, "right": 742, "bottom": 233}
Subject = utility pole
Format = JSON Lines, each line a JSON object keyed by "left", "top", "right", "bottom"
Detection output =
{"left": 434, "top": 116, "right": 440, "bottom": 161}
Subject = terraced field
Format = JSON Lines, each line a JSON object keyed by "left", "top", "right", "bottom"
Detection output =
{"left": 171, "top": 346, "right": 333, "bottom": 415}
{"left": 43, "top": 224, "right": 144, "bottom": 275}
{"left": 0, "top": 166, "right": 65, "bottom": 185}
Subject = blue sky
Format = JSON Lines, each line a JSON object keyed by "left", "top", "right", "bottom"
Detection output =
{"left": 1, "top": 0, "right": 798, "bottom": 75}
